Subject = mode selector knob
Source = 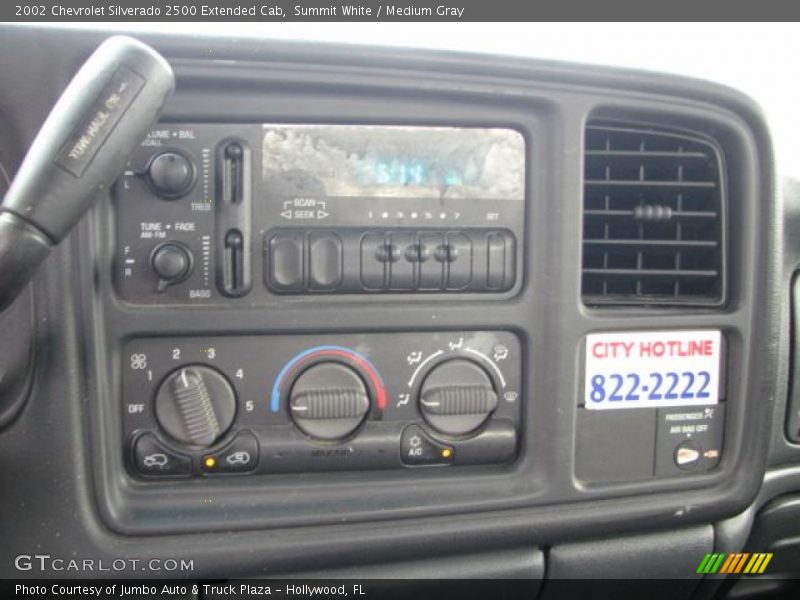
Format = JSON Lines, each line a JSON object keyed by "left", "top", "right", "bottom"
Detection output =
{"left": 289, "top": 362, "right": 370, "bottom": 441}
{"left": 155, "top": 365, "right": 236, "bottom": 448}
{"left": 419, "top": 359, "right": 498, "bottom": 436}
{"left": 146, "top": 151, "right": 195, "bottom": 199}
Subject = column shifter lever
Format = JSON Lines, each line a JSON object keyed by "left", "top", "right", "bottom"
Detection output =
{"left": 0, "top": 36, "right": 174, "bottom": 311}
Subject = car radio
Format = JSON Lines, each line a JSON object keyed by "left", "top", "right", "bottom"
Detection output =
{"left": 114, "top": 124, "right": 526, "bottom": 304}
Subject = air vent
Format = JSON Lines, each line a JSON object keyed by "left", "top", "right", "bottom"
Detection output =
{"left": 582, "top": 123, "right": 725, "bottom": 306}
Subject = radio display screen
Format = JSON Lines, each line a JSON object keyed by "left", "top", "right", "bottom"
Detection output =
{"left": 262, "top": 125, "right": 525, "bottom": 201}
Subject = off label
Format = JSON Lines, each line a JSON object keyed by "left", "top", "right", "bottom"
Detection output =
{"left": 584, "top": 330, "right": 722, "bottom": 410}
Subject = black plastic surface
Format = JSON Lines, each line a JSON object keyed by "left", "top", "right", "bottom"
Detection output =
{"left": 786, "top": 274, "right": 800, "bottom": 443}
{"left": 0, "top": 212, "right": 52, "bottom": 311}
{"left": 714, "top": 493, "right": 800, "bottom": 599}
{"left": 743, "top": 495, "right": 800, "bottom": 576}
{"left": 542, "top": 526, "right": 711, "bottom": 599}
{"left": 291, "top": 546, "right": 544, "bottom": 581}
{"left": 0, "top": 285, "right": 35, "bottom": 429}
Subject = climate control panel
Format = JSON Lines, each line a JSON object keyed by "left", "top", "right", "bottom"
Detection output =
{"left": 123, "top": 331, "right": 522, "bottom": 478}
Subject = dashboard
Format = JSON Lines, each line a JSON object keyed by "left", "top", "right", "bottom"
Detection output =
{"left": 0, "top": 23, "right": 797, "bottom": 598}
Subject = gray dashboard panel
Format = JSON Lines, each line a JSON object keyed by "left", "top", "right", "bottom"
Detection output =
{"left": 0, "top": 24, "right": 786, "bottom": 579}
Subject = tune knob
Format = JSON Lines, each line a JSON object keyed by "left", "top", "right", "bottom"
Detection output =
{"left": 289, "top": 362, "right": 370, "bottom": 441}
{"left": 146, "top": 151, "right": 195, "bottom": 198}
{"left": 418, "top": 359, "right": 498, "bottom": 436}
{"left": 155, "top": 365, "right": 236, "bottom": 447}
{"left": 150, "top": 242, "right": 193, "bottom": 291}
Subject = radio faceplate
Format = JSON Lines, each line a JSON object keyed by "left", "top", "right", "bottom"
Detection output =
{"left": 114, "top": 124, "right": 526, "bottom": 304}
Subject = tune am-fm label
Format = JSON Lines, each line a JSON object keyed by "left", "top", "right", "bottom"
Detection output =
{"left": 584, "top": 330, "right": 722, "bottom": 410}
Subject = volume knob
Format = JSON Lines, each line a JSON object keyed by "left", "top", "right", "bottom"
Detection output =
{"left": 155, "top": 365, "right": 236, "bottom": 448}
{"left": 146, "top": 151, "right": 195, "bottom": 199}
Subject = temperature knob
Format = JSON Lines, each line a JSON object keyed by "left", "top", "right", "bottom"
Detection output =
{"left": 418, "top": 359, "right": 497, "bottom": 436}
{"left": 289, "top": 362, "right": 370, "bottom": 441}
{"left": 155, "top": 365, "right": 236, "bottom": 448}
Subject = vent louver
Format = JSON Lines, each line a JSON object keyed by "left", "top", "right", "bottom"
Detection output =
{"left": 582, "top": 123, "right": 725, "bottom": 306}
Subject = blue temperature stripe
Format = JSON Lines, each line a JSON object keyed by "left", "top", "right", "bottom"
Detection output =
{"left": 270, "top": 345, "right": 382, "bottom": 412}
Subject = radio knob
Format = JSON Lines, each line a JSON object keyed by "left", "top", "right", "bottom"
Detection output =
{"left": 155, "top": 365, "right": 236, "bottom": 448}
{"left": 418, "top": 359, "right": 497, "bottom": 436}
{"left": 146, "top": 151, "right": 195, "bottom": 199}
{"left": 150, "top": 242, "right": 193, "bottom": 291}
{"left": 289, "top": 362, "right": 370, "bottom": 441}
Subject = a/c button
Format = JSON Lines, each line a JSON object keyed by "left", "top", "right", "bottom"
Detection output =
{"left": 401, "top": 425, "right": 454, "bottom": 466}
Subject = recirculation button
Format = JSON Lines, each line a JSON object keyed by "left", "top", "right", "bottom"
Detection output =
{"left": 133, "top": 433, "right": 191, "bottom": 478}
{"left": 202, "top": 431, "right": 259, "bottom": 474}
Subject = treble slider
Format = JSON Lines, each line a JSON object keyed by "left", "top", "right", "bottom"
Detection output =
{"left": 215, "top": 140, "right": 252, "bottom": 297}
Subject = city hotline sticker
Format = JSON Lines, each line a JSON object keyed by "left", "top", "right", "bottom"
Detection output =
{"left": 584, "top": 330, "right": 722, "bottom": 410}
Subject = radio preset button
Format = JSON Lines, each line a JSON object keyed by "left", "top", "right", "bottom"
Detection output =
{"left": 309, "top": 232, "right": 343, "bottom": 291}
{"left": 360, "top": 232, "right": 386, "bottom": 289}
{"left": 418, "top": 232, "right": 445, "bottom": 289}
{"left": 389, "top": 232, "right": 415, "bottom": 290}
{"left": 486, "top": 231, "right": 514, "bottom": 290}
{"left": 269, "top": 232, "right": 304, "bottom": 291}
{"left": 445, "top": 232, "right": 472, "bottom": 289}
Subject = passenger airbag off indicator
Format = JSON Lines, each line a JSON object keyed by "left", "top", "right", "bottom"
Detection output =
{"left": 584, "top": 330, "right": 723, "bottom": 410}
